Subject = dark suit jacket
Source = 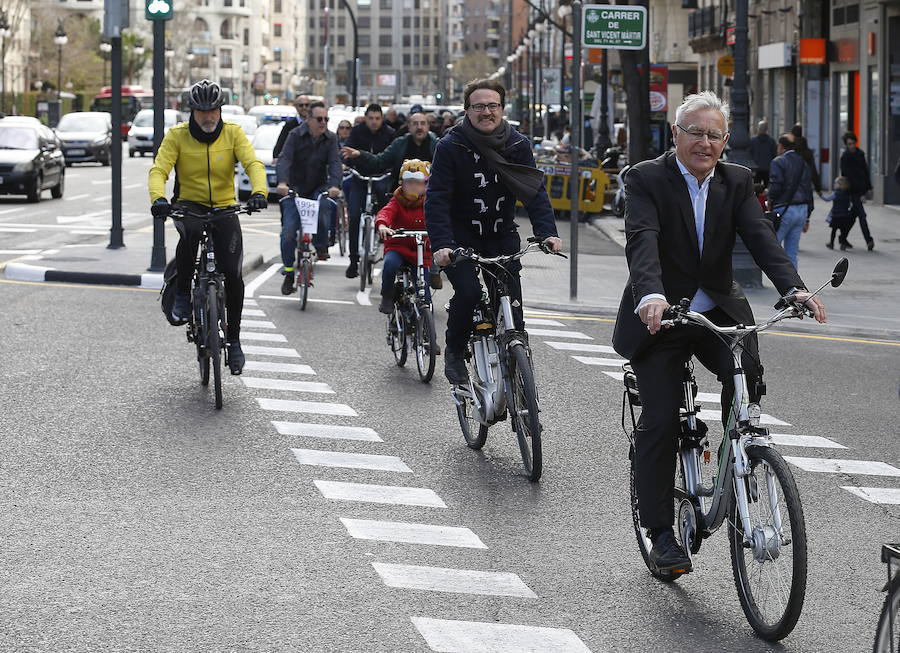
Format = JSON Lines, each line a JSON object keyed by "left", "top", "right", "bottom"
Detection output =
{"left": 612, "top": 152, "right": 805, "bottom": 360}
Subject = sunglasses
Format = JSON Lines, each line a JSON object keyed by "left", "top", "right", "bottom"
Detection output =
{"left": 311, "top": 116, "right": 327, "bottom": 122}
{"left": 338, "top": 125, "right": 351, "bottom": 130}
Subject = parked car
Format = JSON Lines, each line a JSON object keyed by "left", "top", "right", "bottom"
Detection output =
{"left": 221, "top": 104, "right": 246, "bottom": 116}
{"left": 0, "top": 121, "right": 65, "bottom": 202}
{"left": 225, "top": 114, "right": 259, "bottom": 138}
{"left": 55, "top": 111, "right": 112, "bottom": 166}
{"left": 247, "top": 104, "right": 297, "bottom": 125}
{"left": 236, "top": 123, "right": 281, "bottom": 200}
{"left": 127, "top": 108, "right": 181, "bottom": 157}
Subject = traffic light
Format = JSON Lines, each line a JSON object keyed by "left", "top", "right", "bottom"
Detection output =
{"left": 436, "top": 92, "right": 443, "bottom": 102}
{"left": 145, "top": 0, "right": 173, "bottom": 21}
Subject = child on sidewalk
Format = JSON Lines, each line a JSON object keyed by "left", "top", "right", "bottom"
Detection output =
{"left": 820, "top": 176, "right": 853, "bottom": 250}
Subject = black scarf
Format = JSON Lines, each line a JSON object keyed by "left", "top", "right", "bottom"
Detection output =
{"left": 460, "top": 116, "right": 544, "bottom": 204}
{"left": 189, "top": 114, "right": 224, "bottom": 144}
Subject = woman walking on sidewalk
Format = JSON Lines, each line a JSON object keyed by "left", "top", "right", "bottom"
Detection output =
{"left": 839, "top": 132, "right": 876, "bottom": 250}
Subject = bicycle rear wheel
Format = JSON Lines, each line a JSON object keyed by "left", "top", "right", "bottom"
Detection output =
{"left": 508, "top": 343, "right": 542, "bottom": 481}
{"left": 875, "top": 576, "right": 900, "bottom": 653}
{"left": 206, "top": 288, "right": 224, "bottom": 409}
{"left": 728, "top": 445, "right": 807, "bottom": 641}
{"left": 388, "top": 305, "right": 407, "bottom": 366}
{"left": 298, "top": 258, "right": 312, "bottom": 311}
{"left": 456, "top": 391, "right": 488, "bottom": 449}
{"left": 360, "top": 220, "right": 371, "bottom": 292}
{"left": 414, "top": 307, "right": 436, "bottom": 383}
{"left": 337, "top": 201, "right": 348, "bottom": 257}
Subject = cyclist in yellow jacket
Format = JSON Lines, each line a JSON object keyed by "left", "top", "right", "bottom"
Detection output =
{"left": 148, "top": 79, "right": 267, "bottom": 374}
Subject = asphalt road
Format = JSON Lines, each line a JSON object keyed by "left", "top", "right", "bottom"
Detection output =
{"left": 1, "top": 247, "right": 897, "bottom": 651}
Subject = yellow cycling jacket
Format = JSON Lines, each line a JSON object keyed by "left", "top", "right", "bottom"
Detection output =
{"left": 148, "top": 121, "right": 267, "bottom": 208}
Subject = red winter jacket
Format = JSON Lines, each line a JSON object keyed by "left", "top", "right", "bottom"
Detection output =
{"left": 375, "top": 188, "right": 433, "bottom": 267}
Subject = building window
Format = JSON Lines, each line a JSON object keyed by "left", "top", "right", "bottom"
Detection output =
{"left": 403, "top": 16, "right": 410, "bottom": 28}
{"left": 274, "top": 0, "right": 282, "bottom": 12}
{"left": 359, "top": 16, "right": 371, "bottom": 28}
{"left": 380, "top": 0, "right": 391, "bottom": 8}
{"left": 403, "top": 34, "right": 411, "bottom": 47}
{"left": 379, "top": 53, "right": 392, "bottom": 66}
{"left": 337, "top": 35, "right": 346, "bottom": 47}
{"left": 221, "top": 49, "right": 233, "bottom": 68}
{"left": 309, "top": 35, "right": 316, "bottom": 47}
{"left": 274, "top": 23, "right": 282, "bottom": 37}
{"left": 308, "top": 54, "right": 316, "bottom": 67}
{"left": 414, "top": 34, "right": 420, "bottom": 47}
{"left": 379, "top": 34, "right": 392, "bottom": 47}
{"left": 359, "top": 34, "right": 371, "bottom": 47}
{"left": 423, "top": 54, "right": 429, "bottom": 66}
{"left": 272, "top": 72, "right": 282, "bottom": 85}
{"left": 379, "top": 16, "right": 391, "bottom": 28}
{"left": 833, "top": 3, "right": 859, "bottom": 26}
{"left": 423, "top": 17, "right": 429, "bottom": 28}
{"left": 423, "top": 34, "right": 429, "bottom": 46}
{"left": 224, "top": 0, "right": 232, "bottom": 6}
{"left": 403, "top": 54, "right": 411, "bottom": 66}
{"left": 243, "top": 28, "right": 249, "bottom": 46}
{"left": 414, "top": 53, "right": 420, "bottom": 66}
{"left": 273, "top": 47, "right": 282, "bottom": 62}
{"left": 360, "top": 53, "right": 371, "bottom": 65}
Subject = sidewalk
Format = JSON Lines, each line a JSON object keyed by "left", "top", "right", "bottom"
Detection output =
{"left": 3, "top": 212, "right": 282, "bottom": 289}
{"left": 522, "top": 201, "right": 900, "bottom": 341}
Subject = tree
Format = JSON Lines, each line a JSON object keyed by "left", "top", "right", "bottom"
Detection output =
{"left": 451, "top": 53, "right": 496, "bottom": 87}
{"left": 30, "top": 10, "right": 105, "bottom": 93}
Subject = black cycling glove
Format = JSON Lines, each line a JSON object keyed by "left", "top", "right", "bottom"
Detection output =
{"left": 151, "top": 198, "right": 171, "bottom": 219}
{"left": 247, "top": 193, "right": 268, "bottom": 211}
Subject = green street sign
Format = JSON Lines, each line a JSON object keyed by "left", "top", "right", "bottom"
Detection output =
{"left": 582, "top": 4, "right": 647, "bottom": 50}
{"left": 145, "top": 0, "right": 173, "bottom": 21}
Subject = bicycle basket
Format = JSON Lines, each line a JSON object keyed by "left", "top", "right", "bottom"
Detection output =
{"left": 159, "top": 258, "right": 187, "bottom": 326}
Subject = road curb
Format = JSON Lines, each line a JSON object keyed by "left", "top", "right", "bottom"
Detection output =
{"left": 3, "top": 252, "right": 267, "bottom": 290}
{"left": 588, "top": 216, "right": 626, "bottom": 249}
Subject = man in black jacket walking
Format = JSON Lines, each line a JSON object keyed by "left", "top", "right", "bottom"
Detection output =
{"left": 748, "top": 121, "right": 776, "bottom": 186}
{"left": 839, "top": 132, "right": 875, "bottom": 250}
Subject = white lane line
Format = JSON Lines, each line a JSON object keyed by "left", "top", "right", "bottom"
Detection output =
{"left": 0, "top": 249, "right": 40, "bottom": 255}
{"left": 64, "top": 193, "right": 91, "bottom": 201}
{"left": 602, "top": 370, "right": 625, "bottom": 381}
{"left": 91, "top": 179, "right": 111, "bottom": 185}
{"left": 272, "top": 421, "right": 382, "bottom": 442}
{"left": 697, "top": 409, "right": 790, "bottom": 426}
{"left": 245, "top": 263, "right": 281, "bottom": 298}
{"left": 292, "top": 449, "right": 411, "bottom": 473}
{"left": 258, "top": 398, "right": 357, "bottom": 416}
{"left": 123, "top": 183, "right": 143, "bottom": 189}
{"left": 572, "top": 355, "right": 626, "bottom": 367}
{"left": 544, "top": 341, "right": 617, "bottom": 354}
{"left": 784, "top": 457, "right": 900, "bottom": 477}
{"left": 240, "top": 319, "right": 276, "bottom": 329}
{"left": 241, "top": 345, "right": 300, "bottom": 358}
{"left": 258, "top": 294, "right": 356, "bottom": 305}
{"left": 0, "top": 207, "right": 25, "bottom": 215}
{"left": 340, "top": 518, "right": 486, "bottom": 549}
{"left": 373, "top": 563, "right": 536, "bottom": 598}
{"left": 841, "top": 487, "right": 900, "bottom": 504}
{"left": 240, "top": 331, "right": 288, "bottom": 342}
{"left": 356, "top": 288, "right": 372, "bottom": 305}
{"left": 528, "top": 328, "right": 592, "bottom": 340}
{"left": 411, "top": 617, "right": 591, "bottom": 652}
{"left": 242, "top": 308, "right": 266, "bottom": 317}
{"left": 244, "top": 361, "right": 315, "bottom": 375}
{"left": 769, "top": 434, "right": 848, "bottom": 449}
{"left": 0, "top": 227, "right": 36, "bottom": 232}
{"left": 696, "top": 392, "right": 721, "bottom": 403}
{"left": 244, "top": 299, "right": 259, "bottom": 306}
{"left": 241, "top": 377, "right": 334, "bottom": 394}
{"left": 315, "top": 481, "right": 446, "bottom": 507}
{"left": 525, "top": 318, "right": 567, "bottom": 327}
{"left": 71, "top": 229, "right": 108, "bottom": 234}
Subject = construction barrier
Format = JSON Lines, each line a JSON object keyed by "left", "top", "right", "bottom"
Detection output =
{"left": 534, "top": 161, "right": 610, "bottom": 214}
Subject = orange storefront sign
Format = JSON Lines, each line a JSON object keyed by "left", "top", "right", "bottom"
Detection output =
{"left": 799, "top": 38, "right": 826, "bottom": 65}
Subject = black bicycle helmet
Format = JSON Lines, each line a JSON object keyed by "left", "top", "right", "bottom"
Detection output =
{"left": 188, "top": 79, "right": 226, "bottom": 111}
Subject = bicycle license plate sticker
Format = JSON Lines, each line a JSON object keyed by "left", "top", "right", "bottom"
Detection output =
{"left": 294, "top": 197, "right": 319, "bottom": 235}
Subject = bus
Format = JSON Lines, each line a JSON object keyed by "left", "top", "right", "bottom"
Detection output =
{"left": 90, "top": 85, "right": 154, "bottom": 140}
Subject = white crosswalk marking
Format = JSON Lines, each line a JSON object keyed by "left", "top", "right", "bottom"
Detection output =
{"left": 602, "top": 370, "right": 625, "bottom": 381}
{"left": 372, "top": 563, "right": 536, "bottom": 598}
{"left": 696, "top": 392, "right": 721, "bottom": 403}
{"left": 240, "top": 331, "right": 288, "bottom": 342}
{"left": 315, "top": 481, "right": 446, "bottom": 507}
{"left": 356, "top": 288, "right": 372, "bottom": 305}
{"left": 572, "top": 356, "right": 625, "bottom": 367}
{"left": 411, "top": 617, "right": 592, "bottom": 653}
{"left": 341, "top": 518, "right": 486, "bottom": 549}
{"left": 259, "top": 294, "right": 356, "bottom": 305}
{"left": 784, "top": 457, "right": 900, "bottom": 477}
{"left": 272, "top": 421, "right": 382, "bottom": 441}
{"left": 293, "top": 448, "right": 412, "bottom": 472}
{"left": 257, "top": 398, "right": 357, "bottom": 416}
{"left": 841, "top": 486, "right": 900, "bottom": 504}
{"left": 243, "top": 361, "right": 315, "bottom": 375}
{"left": 524, "top": 318, "right": 566, "bottom": 327}
{"left": 544, "top": 341, "right": 617, "bottom": 354}
{"left": 769, "top": 433, "right": 847, "bottom": 449}
{"left": 240, "top": 319, "right": 276, "bottom": 329}
{"left": 697, "top": 409, "right": 790, "bottom": 426}
{"left": 241, "top": 345, "right": 301, "bottom": 358}
{"left": 241, "top": 377, "right": 334, "bottom": 394}
{"left": 244, "top": 299, "right": 259, "bottom": 307}
{"left": 242, "top": 308, "right": 266, "bottom": 317}
{"left": 527, "top": 328, "right": 593, "bottom": 340}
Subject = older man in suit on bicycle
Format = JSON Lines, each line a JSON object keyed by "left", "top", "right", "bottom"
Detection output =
{"left": 612, "top": 91, "right": 827, "bottom": 574}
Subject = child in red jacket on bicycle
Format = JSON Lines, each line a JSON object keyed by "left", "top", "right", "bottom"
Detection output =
{"left": 375, "top": 159, "right": 441, "bottom": 313}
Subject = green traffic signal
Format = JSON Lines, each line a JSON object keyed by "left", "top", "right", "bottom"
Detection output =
{"left": 145, "top": 0, "right": 173, "bottom": 21}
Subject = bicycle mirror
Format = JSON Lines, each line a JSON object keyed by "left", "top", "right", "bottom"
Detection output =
{"left": 831, "top": 258, "right": 849, "bottom": 288}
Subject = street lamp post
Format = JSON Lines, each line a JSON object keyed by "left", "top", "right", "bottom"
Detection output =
{"left": 0, "top": 11, "right": 12, "bottom": 115}
{"left": 339, "top": 0, "right": 359, "bottom": 108}
{"left": 54, "top": 21, "right": 68, "bottom": 102}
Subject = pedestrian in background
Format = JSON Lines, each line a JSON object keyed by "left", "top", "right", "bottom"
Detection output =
{"left": 749, "top": 120, "right": 776, "bottom": 186}
{"left": 768, "top": 133, "right": 813, "bottom": 269}
{"left": 820, "top": 176, "right": 853, "bottom": 251}
{"left": 840, "top": 132, "right": 876, "bottom": 250}
{"left": 791, "top": 123, "right": 821, "bottom": 194}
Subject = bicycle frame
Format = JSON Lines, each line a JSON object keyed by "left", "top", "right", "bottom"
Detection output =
{"left": 390, "top": 230, "right": 431, "bottom": 306}
{"left": 348, "top": 169, "right": 390, "bottom": 259}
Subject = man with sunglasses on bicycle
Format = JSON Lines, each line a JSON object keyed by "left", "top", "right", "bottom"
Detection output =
{"left": 276, "top": 101, "right": 342, "bottom": 293}
{"left": 425, "top": 78, "right": 562, "bottom": 385}
{"left": 612, "top": 91, "right": 827, "bottom": 574}
{"left": 149, "top": 79, "right": 268, "bottom": 375}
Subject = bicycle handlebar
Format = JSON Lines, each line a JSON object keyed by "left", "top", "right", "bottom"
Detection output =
{"left": 388, "top": 229, "right": 430, "bottom": 239}
{"left": 166, "top": 204, "right": 256, "bottom": 221}
{"left": 660, "top": 296, "right": 812, "bottom": 337}
{"left": 448, "top": 239, "right": 566, "bottom": 266}
{"left": 279, "top": 189, "right": 340, "bottom": 205}
{"left": 347, "top": 168, "right": 392, "bottom": 183}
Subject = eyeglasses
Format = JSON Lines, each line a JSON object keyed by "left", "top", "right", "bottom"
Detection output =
{"left": 676, "top": 124, "right": 727, "bottom": 144}
{"left": 311, "top": 116, "right": 326, "bottom": 122}
{"left": 469, "top": 103, "right": 503, "bottom": 113}
{"left": 296, "top": 103, "right": 310, "bottom": 108}
{"left": 338, "top": 125, "right": 351, "bottom": 130}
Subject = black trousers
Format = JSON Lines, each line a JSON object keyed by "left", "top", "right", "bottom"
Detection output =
{"left": 630, "top": 307, "right": 761, "bottom": 530}
{"left": 442, "top": 232, "right": 524, "bottom": 354}
{"left": 174, "top": 209, "right": 244, "bottom": 342}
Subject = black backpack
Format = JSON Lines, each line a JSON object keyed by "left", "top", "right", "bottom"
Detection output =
{"left": 159, "top": 259, "right": 187, "bottom": 326}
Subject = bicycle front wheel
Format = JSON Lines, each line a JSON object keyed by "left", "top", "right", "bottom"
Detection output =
{"left": 298, "top": 258, "right": 312, "bottom": 311}
{"left": 728, "top": 445, "right": 807, "bottom": 641}
{"left": 414, "top": 307, "right": 436, "bottom": 383}
{"left": 360, "top": 222, "right": 372, "bottom": 292}
{"left": 875, "top": 575, "right": 900, "bottom": 653}
{"left": 337, "top": 201, "right": 348, "bottom": 257}
{"left": 508, "top": 343, "right": 542, "bottom": 481}
{"left": 206, "top": 288, "right": 224, "bottom": 409}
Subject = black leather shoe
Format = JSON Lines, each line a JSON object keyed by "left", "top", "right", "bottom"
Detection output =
{"left": 867, "top": 238, "right": 875, "bottom": 251}
{"left": 345, "top": 262, "right": 359, "bottom": 279}
{"left": 378, "top": 294, "right": 393, "bottom": 314}
{"left": 227, "top": 341, "right": 245, "bottom": 375}
{"left": 648, "top": 529, "right": 692, "bottom": 574}
{"left": 444, "top": 349, "right": 469, "bottom": 385}
{"left": 281, "top": 272, "right": 295, "bottom": 295}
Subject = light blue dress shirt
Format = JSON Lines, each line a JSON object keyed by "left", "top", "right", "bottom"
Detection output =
{"left": 636, "top": 157, "right": 716, "bottom": 314}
